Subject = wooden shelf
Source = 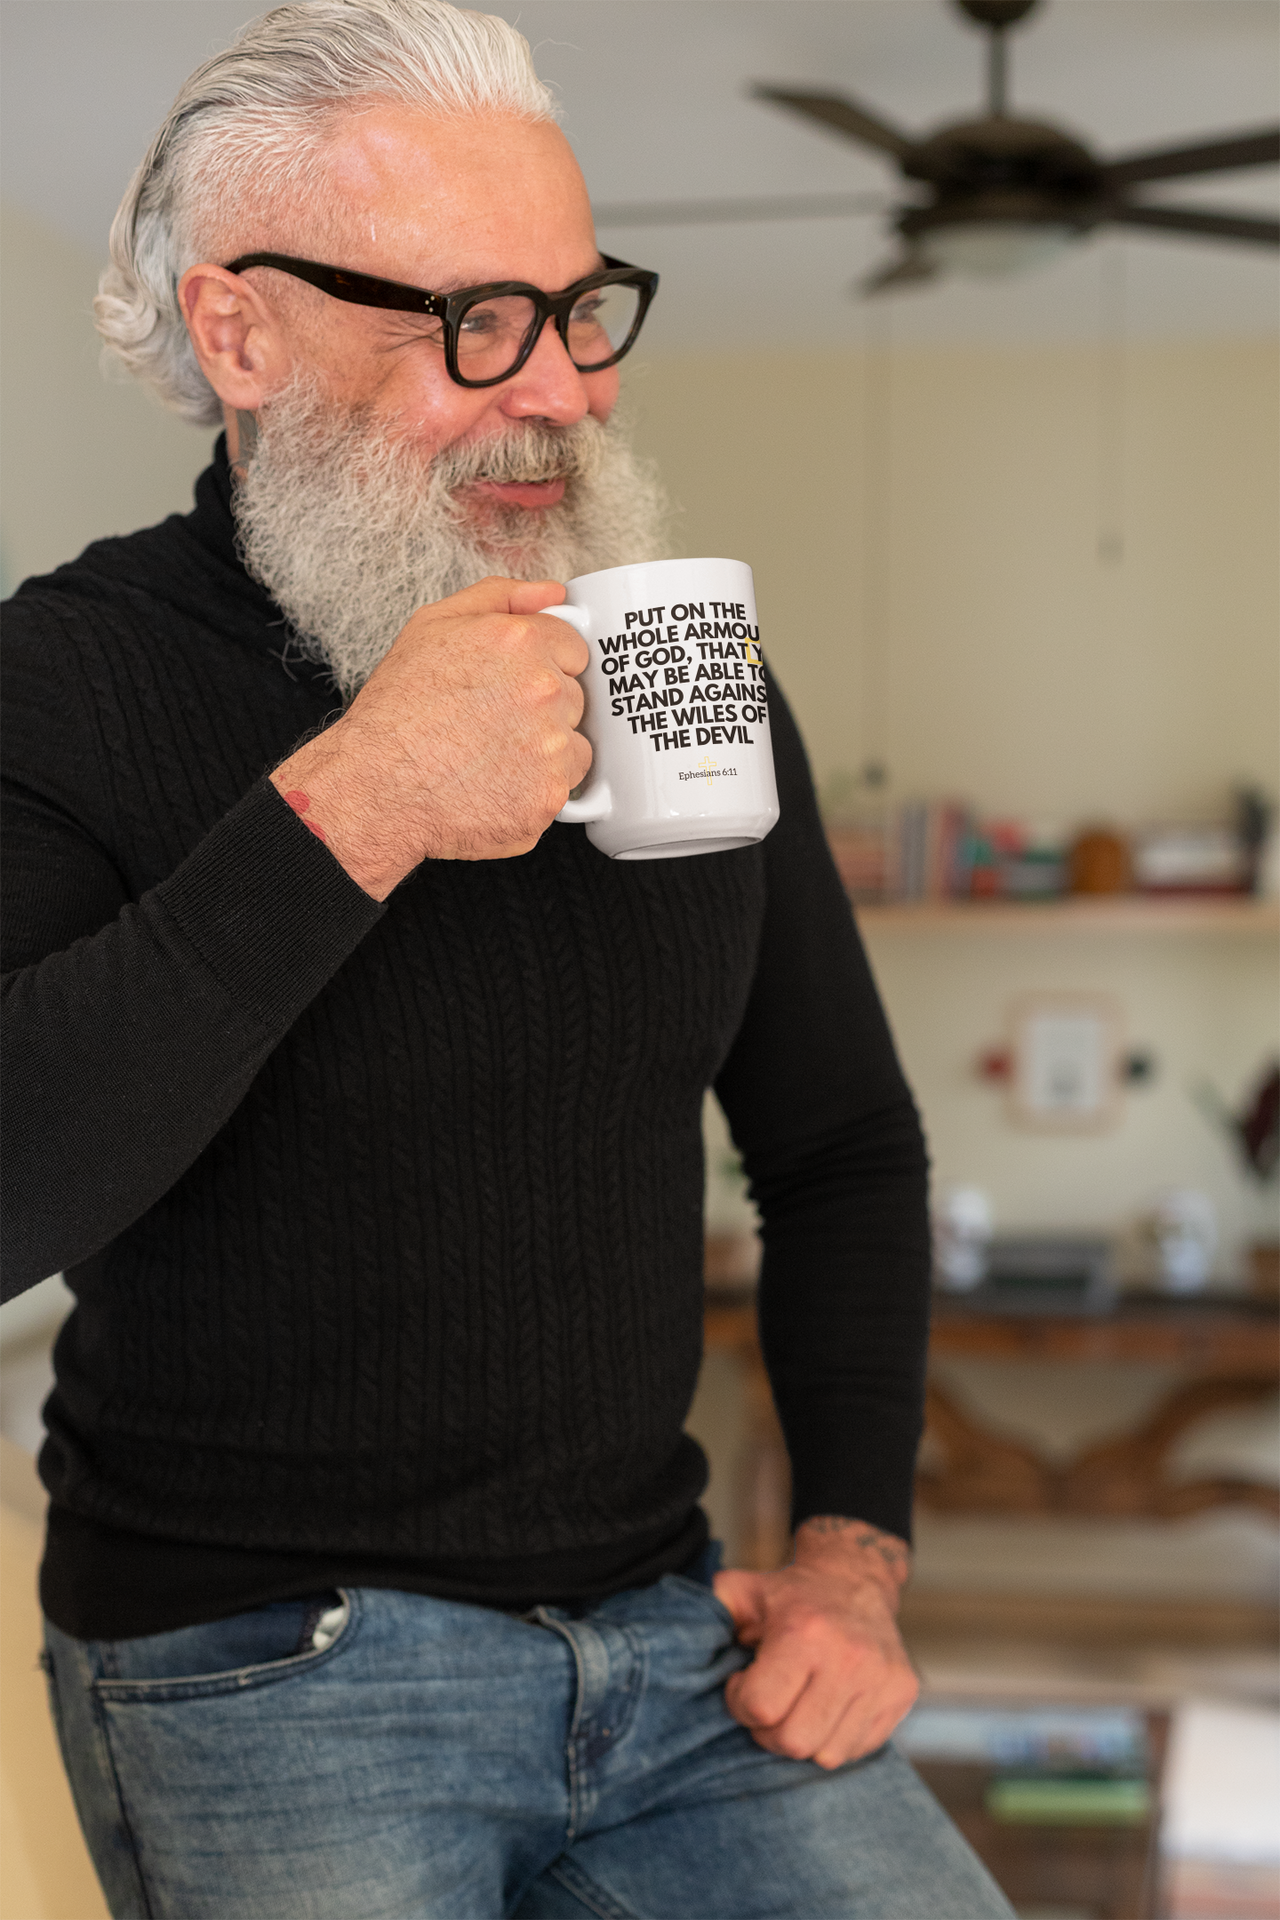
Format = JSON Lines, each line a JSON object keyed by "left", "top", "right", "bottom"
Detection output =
{"left": 854, "top": 896, "right": 1279, "bottom": 935}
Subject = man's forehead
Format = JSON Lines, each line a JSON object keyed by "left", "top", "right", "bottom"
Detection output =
{"left": 303, "top": 100, "right": 598, "bottom": 290}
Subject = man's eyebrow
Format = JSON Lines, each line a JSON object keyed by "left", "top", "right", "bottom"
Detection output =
{"left": 366, "top": 305, "right": 442, "bottom": 332}
{"left": 380, "top": 274, "right": 493, "bottom": 300}
{"left": 426, "top": 259, "right": 611, "bottom": 298}
{"left": 369, "top": 258, "right": 614, "bottom": 311}
{"left": 424, "top": 275, "right": 512, "bottom": 296}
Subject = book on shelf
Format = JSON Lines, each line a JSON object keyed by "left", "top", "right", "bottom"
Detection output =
{"left": 825, "top": 795, "right": 1268, "bottom": 908}
{"left": 827, "top": 801, "right": 974, "bottom": 903}
{"left": 826, "top": 803, "right": 1082, "bottom": 904}
{"left": 889, "top": 801, "right": 972, "bottom": 900}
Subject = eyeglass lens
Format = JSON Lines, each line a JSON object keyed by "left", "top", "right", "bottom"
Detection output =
{"left": 453, "top": 282, "right": 643, "bottom": 379}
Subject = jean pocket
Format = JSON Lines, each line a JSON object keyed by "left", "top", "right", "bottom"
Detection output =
{"left": 91, "top": 1588, "right": 356, "bottom": 1704}
{"left": 664, "top": 1571, "right": 741, "bottom": 1640}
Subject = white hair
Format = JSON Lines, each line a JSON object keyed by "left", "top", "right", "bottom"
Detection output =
{"left": 94, "top": 0, "right": 557, "bottom": 426}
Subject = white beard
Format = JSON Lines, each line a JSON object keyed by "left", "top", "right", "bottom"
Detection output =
{"left": 231, "top": 375, "right": 672, "bottom": 702}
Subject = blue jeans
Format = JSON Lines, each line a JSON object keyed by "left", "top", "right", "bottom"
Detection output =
{"left": 43, "top": 1564, "right": 1014, "bottom": 1918}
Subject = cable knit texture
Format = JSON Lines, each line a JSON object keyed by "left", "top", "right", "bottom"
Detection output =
{"left": 2, "top": 440, "right": 929, "bottom": 1640}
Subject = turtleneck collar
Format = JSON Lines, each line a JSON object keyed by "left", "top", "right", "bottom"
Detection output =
{"left": 187, "top": 431, "right": 252, "bottom": 576}
{"left": 182, "top": 432, "right": 343, "bottom": 697}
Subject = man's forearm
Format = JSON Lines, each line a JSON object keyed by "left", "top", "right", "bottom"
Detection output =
{"left": 792, "top": 1516, "right": 912, "bottom": 1607}
{"left": 0, "top": 779, "right": 382, "bottom": 1296}
{"left": 754, "top": 1112, "right": 932, "bottom": 1545}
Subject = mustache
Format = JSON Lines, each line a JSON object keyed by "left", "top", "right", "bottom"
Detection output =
{"left": 430, "top": 419, "right": 606, "bottom": 492}
{"left": 253, "top": 380, "right": 607, "bottom": 496}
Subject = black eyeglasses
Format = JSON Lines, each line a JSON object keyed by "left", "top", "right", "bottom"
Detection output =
{"left": 223, "top": 251, "right": 658, "bottom": 389}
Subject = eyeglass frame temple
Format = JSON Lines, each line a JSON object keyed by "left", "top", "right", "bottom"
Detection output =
{"left": 221, "top": 252, "right": 658, "bottom": 389}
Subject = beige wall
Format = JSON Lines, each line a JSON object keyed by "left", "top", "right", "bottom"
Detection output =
{"left": 626, "top": 340, "right": 1279, "bottom": 1266}
{"left": 626, "top": 338, "right": 1278, "bottom": 821}
{"left": 0, "top": 204, "right": 210, "bottom": 592}
{"left": 862, "top": 923, "right": 1277, "bottom": 1262}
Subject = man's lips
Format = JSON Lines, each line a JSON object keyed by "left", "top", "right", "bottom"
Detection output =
{"left": 470, "top": 478, "right": 567, "bottom": 509}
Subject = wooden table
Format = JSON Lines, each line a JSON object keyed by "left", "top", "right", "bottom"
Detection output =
{"left": 924, "top": 1293, "right": 1279, "bottom": 1521}
{"left": 703, "top": 1259, "right": 1278, "bottom": 1568}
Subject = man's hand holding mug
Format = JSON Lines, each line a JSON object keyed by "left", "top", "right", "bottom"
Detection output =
{"left": 269, "top": 559, "right": 779, "bottom": 898}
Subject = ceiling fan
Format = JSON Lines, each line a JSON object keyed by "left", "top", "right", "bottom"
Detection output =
{"left": 594, "top": 0, "right": 1280, "bottom": 295}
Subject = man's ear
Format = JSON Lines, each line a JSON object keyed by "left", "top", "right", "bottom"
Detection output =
{"left": 179, "top": 264, "right": 287, "bottom": 412}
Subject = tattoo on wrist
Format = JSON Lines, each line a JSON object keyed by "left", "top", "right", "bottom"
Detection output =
{"left": 282, "top": 787, "right": 329, "bottom": 844}
{"left": 798, "top": 1516, "right": 911, "bottom": 1581}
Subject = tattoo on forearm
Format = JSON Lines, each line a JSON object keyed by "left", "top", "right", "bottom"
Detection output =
{"left": 282, "top": 787, "right": 329, "bottom": 844}
{"left": 798, "top": 1516, "right": 911, "bottom": 1581}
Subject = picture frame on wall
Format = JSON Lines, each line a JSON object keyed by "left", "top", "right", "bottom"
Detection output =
{"left": 1007, "top": 992, "right": 1124, "bottom": 1133}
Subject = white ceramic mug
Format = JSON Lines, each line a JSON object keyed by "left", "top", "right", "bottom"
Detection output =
{"left": 547, "top": 557, "right": 779, "bottom": 861}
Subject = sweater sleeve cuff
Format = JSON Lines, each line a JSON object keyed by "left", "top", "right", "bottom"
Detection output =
{"left": 154, "top": 778, "right": 385, "bottom": 1033}
{"left": 783, "top": 1407, "right": 921, "bottom": 1546}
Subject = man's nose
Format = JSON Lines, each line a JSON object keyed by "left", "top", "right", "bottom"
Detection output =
{"left": 498, "top": 316, "right": 591, "bottom": 425}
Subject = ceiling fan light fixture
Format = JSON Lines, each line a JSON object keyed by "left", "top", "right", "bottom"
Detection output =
{"left": 919, "top": 217, "right": 1077, "bottom": 277}
{"left": 744, "top": 2, "right": 1276, "bottom": 295}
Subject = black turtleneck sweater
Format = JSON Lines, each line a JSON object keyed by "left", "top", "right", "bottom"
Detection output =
{"left": 1, "top": 439, "right": 930, "bottom": 1642}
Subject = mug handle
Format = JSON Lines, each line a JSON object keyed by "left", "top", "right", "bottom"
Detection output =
{"left": 544, "top": 603, "right": 613, "bottom": 824}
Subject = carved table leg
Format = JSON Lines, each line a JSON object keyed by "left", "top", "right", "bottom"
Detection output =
{"left": 1062, "top": 1377, "right": 1280, "bottom": 1519}
{"left": 917, "top": 1373, "right": 1279, "bottom": 1519}
{"left": 916, "top": 1381, "right": 1059, "bottom": 1513}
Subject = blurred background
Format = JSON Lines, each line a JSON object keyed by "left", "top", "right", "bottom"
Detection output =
{"left": 2, "top": 3, "right": 1277, "bottom": 1915}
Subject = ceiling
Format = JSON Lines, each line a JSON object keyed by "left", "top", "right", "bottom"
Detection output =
{"left": 2, "top": 0, "right": 1277, "bottom": 347}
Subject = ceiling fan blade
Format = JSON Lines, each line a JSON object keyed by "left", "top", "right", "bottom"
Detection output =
{"left": 592, "top": 192, "right": 889, "bottom": 228}
{"left": 1108, "top": 202, "right": 1280, "bottom": 247}
{"left": 753, "top": 87, "right": 916, "bottom": 161}
{"left": 1103, "top": 127, "right": 1280, "bottom": 188}
{"left": 860, "top": 251, "right": 940, "bottom": 296}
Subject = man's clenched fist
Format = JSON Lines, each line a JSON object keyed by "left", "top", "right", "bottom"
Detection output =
{"left": 270, "top": 577, "right": 592, "bottom": 899}
{"left": 714, "top": 1516, "right": 919, "bottom": 1771}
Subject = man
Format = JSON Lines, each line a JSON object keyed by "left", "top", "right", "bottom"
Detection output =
{"left": 1, "top": 3, "right": 1012, "bottom": 1914}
